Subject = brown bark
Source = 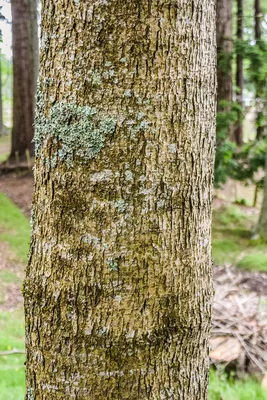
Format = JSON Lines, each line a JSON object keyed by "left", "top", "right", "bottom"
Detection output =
{"left": 216, "top": 0, "right": 233, "bottom": 112}
{"left": 255, "top": 0, "right": 261, "bottom": 41}
{"left": 24, "top": 1, "right": 216, "bottom": 399}
{"left": 9, "top": 0, "right": 37, "bottom": 163}
{"left": 255, "top": 0, "right": 264, "bottom": 140}
{"left": 256, "top": 156, "right": 267, "bottom": 239}
{"left": 234, "top": 0, "right": 243, "bottom": 146}
{"left": 29, "top": 0, "right": 39, "bottom": 93}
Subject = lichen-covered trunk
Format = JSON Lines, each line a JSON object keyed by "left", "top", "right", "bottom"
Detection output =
{"left": 9, "top": 0, "right": 37, "bottom": 162}
{"left": 24, "top": 1, "right": 216, "bottom": 399}
{"left": 216, "top": 0, "right": 233, "bottom": 112}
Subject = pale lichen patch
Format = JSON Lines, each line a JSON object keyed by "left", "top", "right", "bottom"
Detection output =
{"left": 125, "top": 170, "right": 133, "bottom": 181}
{"left": 114, "top": 199, "right": 127, "bottom": 213}
{"left": 89, "top": 169, "right": 113, "bottom": 183}
{"left": 35, "top": 90, "right": 117, "bottom": 167}
{"left": 107, "top": 258, "right": 119, "bottom": 272}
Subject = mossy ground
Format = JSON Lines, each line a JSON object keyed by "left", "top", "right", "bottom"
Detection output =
{"left": 0, "top": 193, "right": 28, "bottom": 399}
{"left": 0, "top": 310, "right": 25, "bottom": 400}
{"left": 209, "top": 370, "right": 267, "bottom": 400}
{"left": 212, "top": 203, "right": 267, "bottom": 271}
{"left": 0, "top": 135, "right": 10, "bottom": 163}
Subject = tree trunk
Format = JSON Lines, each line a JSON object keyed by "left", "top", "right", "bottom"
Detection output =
{"left": 256, "top": 156, "right": 267, "bottom": 239}
{"left": 24, "top": 1, "right": 216, "bottom": 399}
{"left": 29, "top": 0, "right": 39, "bottom": 97}
{"left": 9, "top": 0, "right": 37, "bottom": 163}
{"left": 234, "top": 0, "right": 243, "bottom": 146}
{"left": 216, "top": 0, "right": 233, "bottom": 112}
{"left": 255, "top": 0, "right": 261, "bottom": 40}
{"left": 255, "top": 0, "right": 264, "bottom": 140}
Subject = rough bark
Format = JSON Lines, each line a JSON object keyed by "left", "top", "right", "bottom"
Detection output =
{"left": 255, "top": 0, "right": 264, "bottom": 140}
{"left": 234, "top": 0, "right": 243, "bottom": 146}
{"left": 9, "top": 0, "right": 37, "bottom": 162}
{"left": 216, "top": 0, "right": 233, "bottom": 112}
{"left": 24, "top": 1, "right": 216, "bottom": 399}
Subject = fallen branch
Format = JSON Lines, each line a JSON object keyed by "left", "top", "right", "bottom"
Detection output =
{"left": 0, "top": 348, "right": 25, "bottom": 356}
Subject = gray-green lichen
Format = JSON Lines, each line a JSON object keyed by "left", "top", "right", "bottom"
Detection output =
{"left": 124, "top": 90, "right": 132, "bottom": 98}
{"left": 125, "top": 170, "right": 133, "bottom": 181}
{"left": 115, "top": 199, "right": 127, "bottom": 213}
{"left": 91, "top": 71, "right": 102, "bottom": 86}
{"left": 26, "top": 388, "right": 35, "bottom": 400}
{"left": 169, "top": 144, "right": 177, "bottom": 153}
{"left": 35, "top": 89, "right": 117, "bottom": 167}
{"left": 107, "top": 258, "right": 119, "bottom": 272}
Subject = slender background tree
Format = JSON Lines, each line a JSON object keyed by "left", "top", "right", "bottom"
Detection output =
{"left": 9, "top": 0, "right": 37, "bottom": 163}
{"left": 234, "top": 0, "right": 244, "bottom": 146}
{"left": 217, "top": 0, "right": 233, "bottom": 115}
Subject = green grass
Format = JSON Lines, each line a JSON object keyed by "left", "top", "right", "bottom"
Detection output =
{"left": 0, "top": 194, "right": 28, "bottom": 398}
{"left": 212, "top": 204, "right": 267, "bottom": 269}
{"left": 212, "top": 238, "right": 242, "bottom": 265}
{"left": 0, "top": 270, "right": 21, "bottom": 283}
{"left": 209, "top": 370, "right": 267, "bottom": 400}
{"left": 0, "top": 135, "right": 10, "bottom": 162}
{"left": 0, "top": 153, "right": 8, "bottom": 162}
{"left": 0, "top": 309, "right": 25, "bottom": 400}
{"left": 0, "top": 193, "right": 30, "bottom": 263}
{"left": 237, "top": 252, "right": 267, "bottom": 271}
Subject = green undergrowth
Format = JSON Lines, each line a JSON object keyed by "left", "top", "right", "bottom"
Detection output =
{"left": 0, "top": 135, "right": 10, "bottom": 162}
{"left": 212, "top": 203, "right": 267, "bottom": 270}
{"left": 209, "top": 370, "right": 267, "bottom": 400}
{"left": 0, "top": 193, "right": 30, "bottom": 263}
{"left": 0, "top": 309, "right": 25, "bottom": 400}
{"left": 0, "top": 194, "right": 28, "bottom": 398}
{"left": 0, "top": 153, "right": 8, "bottom": 162}
{"left": 237, "top": 252, "right": 267, "bottom": 271}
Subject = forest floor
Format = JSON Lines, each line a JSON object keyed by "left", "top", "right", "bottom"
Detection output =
{"left": 1, "top": 137, "right": 267, "bottom": 398}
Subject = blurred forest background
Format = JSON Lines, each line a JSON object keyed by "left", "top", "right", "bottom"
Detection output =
{"left": 0, "top": 0, "right": 267, "bottom": 399}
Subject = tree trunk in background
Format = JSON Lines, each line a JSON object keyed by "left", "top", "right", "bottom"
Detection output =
{"left": 234, "top": 0, "right": 244, "bottom": 146}
{"left": 256, "top": 156, "right": 267, "bottom": 239}
{"left": 216, "top": 0, "right": 233, "bottom": 113}
{"left": 24, "top": 1, "right": 216, "bottom": 399}
{"left": 255, "top": 0, "right": 264, "bottom": 140}
{"left": 29, "top": 0, "right": 39, "bottom": 96}
{"left": 9, "top": 0, "right": 37, "bottom": 163}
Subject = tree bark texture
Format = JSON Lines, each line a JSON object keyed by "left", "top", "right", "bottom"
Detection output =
{"left": 9, "top": 0, "right": 37, "bottom": 162}
{"left": 24, "top": 1, "right": 216, "bottom": 399}
{"left": 254, "top": 0, "right": 264, "bottom": 140}
{"left": 216, "top": 0, "right": 233, "bottom": 112}
{"left": 234, "top": 0, "right": 243, "bottom": 146}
